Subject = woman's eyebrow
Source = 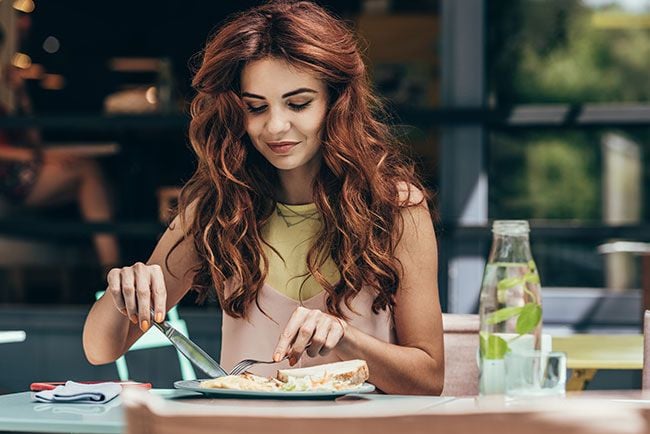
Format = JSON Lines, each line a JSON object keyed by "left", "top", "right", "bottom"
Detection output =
{"left": 282, "top": 88, "right": 317, "bottom": 98}
{"left": 241, "top": 87, "right": 318, "bottom": 100}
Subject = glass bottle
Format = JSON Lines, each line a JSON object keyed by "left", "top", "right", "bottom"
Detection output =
{"left": 478, "top": 220, "right": 542, "bottom": 395}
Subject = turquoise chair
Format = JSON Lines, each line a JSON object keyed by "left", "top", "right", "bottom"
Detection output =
{"left": 94, "top": 291, "right": 197, "bottom": 381}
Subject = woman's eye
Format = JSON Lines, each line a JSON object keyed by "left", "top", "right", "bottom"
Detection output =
{"left": 289, "top": 101, "right": 312, "bottom": 111}
{"left": 246, "top": 105, "right": 267, "bottom": 113}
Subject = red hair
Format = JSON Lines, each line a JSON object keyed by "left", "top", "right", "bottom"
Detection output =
{"left": 175, "top": 0, "right": 430, "bottom": 319}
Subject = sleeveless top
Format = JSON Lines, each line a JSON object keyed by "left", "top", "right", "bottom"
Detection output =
{"left": 261, "top": 202, "right": 339, "bottom": 301}
{"left": 219, "top": 202, "right": 396, "bottom": 376}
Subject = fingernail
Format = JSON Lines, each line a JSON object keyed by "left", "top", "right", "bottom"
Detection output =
{"left": 273, "top": 352, "right": 281, "bottom": 362}
{"left": 155, "top": 312, "right": 164, "bottom": 323}
{"left": 289, "top": 356, "right": 297, "bottom": 366}
{"left": 141, "top": 320, "right": 150, "bottom": 332}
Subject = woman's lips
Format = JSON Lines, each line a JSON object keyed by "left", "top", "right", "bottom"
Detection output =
{"left": 266, "top": 141, "right": 300, "bottom": 154}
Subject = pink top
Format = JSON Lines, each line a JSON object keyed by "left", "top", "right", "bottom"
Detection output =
{"left": 220, "top": 283, "right": 396, "bottom": 376}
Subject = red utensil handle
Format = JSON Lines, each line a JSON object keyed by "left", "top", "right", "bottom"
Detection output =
{"left": 30, "top": 381, "right": 152, "bottom": 391}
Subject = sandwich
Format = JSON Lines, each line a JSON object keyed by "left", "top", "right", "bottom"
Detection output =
{"left": 200, "top": 359, "right": 369, "bottom": 392}
{"left": 277, "top": 359, "right": 369, "bottom": 391}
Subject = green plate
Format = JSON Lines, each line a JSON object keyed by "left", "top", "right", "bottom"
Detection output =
{"left": 174, "top": 380, "right": 375, "bottom": 400}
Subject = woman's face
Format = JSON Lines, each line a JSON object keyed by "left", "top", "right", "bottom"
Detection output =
{"left": 240, "top": 58, "right": 328, "bottom": 176}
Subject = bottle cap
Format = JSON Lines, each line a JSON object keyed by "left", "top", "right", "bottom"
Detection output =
{"left": 492, "top": 220, "right": 530, "bottom": 235}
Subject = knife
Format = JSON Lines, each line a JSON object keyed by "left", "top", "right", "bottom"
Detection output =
{"left": 150, "top": 309, "right": 228, "bottom": 378}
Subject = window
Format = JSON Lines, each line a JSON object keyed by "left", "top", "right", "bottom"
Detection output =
{"left": 488, "top": 0, "right": 650, "bottom": 298}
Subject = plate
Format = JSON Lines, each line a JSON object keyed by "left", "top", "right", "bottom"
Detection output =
{"left": 174, "top": 379, "right": 375, "bottom": 400}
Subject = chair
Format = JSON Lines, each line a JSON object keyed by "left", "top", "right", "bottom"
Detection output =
{"left": 641, "top": 310, "right": 650, "bottom": 390}
{"left": 94, "top": 291, "right": 196, "bottom": 381}
{"left": 598, "top": 242, "right": 650, "bottom": 317}
{"left": 441, "top": 313, "right": 480, "bottom": 396}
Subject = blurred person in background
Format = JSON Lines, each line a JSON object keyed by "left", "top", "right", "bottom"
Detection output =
{"left": 0, "top": 23, "right": 120, "bottom": 268}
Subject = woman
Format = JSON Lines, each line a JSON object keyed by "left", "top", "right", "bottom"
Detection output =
{"left": 0, "top": 24, "right": 120, "bottom": 267}
{"left": 83, "top": 0, "right": 443, "bottom": 395}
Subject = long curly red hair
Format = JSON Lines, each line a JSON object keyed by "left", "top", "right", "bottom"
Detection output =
{"left": 175, "top": 0, "right": 430, "bottom": 319}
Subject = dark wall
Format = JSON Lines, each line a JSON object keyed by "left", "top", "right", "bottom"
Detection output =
{"left": 25, "top": 1, "right": 362, "bottom": 114}
{"left": 0, "top": 306, "right": 222, "bottom": 393}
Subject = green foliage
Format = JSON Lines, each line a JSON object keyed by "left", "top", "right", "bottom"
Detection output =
{"left": 516, "top": 303, "right": 543, "bottom": 335}
{"left": 481, "top": 301, "right": 542, "bottom": 359}
{"left": 486, "top": 306, "right": 523, "bottom": 325}
{"left": 480, "top": 332, "right": 510, "bottom": 359}
{"left": 525, "top": 272, "right": 540, "bottom": 285}
{"left": 491, "top": 0, "right": 650, "bottom": 104}
{"left": 497, "top": 277, "right": 522, "bottom": 292}
{"left": 488, "top": 1, "right": 650, "bottom": 223}
{"left": 489, "top": 131, "right": 600, "bottom": 220}
{"left": 525, "top": 139, "right": 599, "bottom": 219}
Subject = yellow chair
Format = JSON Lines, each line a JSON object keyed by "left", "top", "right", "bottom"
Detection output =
{"left": 94, "top": 291, "right": 197, "bottom": 381}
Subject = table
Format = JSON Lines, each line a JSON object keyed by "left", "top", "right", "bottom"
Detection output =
{"left": 0, "top": 390, "right": 453, "bottom": 434}
{"left": 552, "top": 334, "right": 643, "bottom": 391}
{"left": 2, "top": 389, "right": 650, "bottom": 434}
{"left": 0, "top": 389, "right": 195, "bottom": 434}
{"left": 0, "top": 331, "right": 26, "bottom": 344}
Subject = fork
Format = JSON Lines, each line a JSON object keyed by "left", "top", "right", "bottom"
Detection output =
{"left": 229, "top": 355, "right": 289, "bottom": 376}
{"left": 229, "top": 344, "right": 311, "bottom": 375}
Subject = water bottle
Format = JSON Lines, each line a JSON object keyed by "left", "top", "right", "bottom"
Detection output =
{"left": 478, "top": 220, "right": 542, "bottom": 395}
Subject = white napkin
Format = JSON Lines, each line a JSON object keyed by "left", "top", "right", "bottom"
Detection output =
{"left": 34, "top": 381, "right": 122, "bottom": 404}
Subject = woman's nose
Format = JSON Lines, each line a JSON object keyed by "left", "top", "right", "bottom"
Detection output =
{"left": 265, "top": 109, "right": 291, "bottom": 135}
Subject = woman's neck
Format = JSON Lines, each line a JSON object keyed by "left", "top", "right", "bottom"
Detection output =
{"left": 276, "top": 167, "right": 317, "bottom": 205}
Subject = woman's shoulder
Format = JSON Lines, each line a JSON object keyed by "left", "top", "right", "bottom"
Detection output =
{"left": 396, "top": 181, "right": 427, "bottom": 208}
{"left": 166, "top": 198, "right": 200, "bottom": 234}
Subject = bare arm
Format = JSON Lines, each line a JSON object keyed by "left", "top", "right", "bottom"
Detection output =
{"left": 0, "top": 145, "right": 116, "bottom": 163}
{"left": 0, "top": 146, "right": 35, "bottom": 162}
{"left": 82, "top": 214, "right": 200, "bottom": 365}
{"left": 334, "top": 199, "right": 444, "bottom": 394}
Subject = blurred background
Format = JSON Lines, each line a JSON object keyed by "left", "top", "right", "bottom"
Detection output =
{"left": 0, "top": 0, "right": 649, "bottom": 392}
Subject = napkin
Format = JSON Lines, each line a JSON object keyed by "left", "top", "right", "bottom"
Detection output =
{"left": 34, "top": 381, "right": 122, "bottom": 404}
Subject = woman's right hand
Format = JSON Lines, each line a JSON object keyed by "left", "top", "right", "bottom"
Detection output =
{"left": 106, "top": 262, "right": 167, "bottom": 332}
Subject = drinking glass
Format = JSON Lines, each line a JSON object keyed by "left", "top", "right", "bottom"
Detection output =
{"left": 504, "top": 350, "right": 566, "bottom": 398}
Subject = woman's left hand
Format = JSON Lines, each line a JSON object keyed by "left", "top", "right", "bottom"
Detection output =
{"left": 273, "top": 306, "right": 347, "bottom": 365}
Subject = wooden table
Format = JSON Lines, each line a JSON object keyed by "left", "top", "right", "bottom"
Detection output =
{"left": 552, "top": 334, "right": 643, "bottom": 391}
{"left": 122, "top": 389, "right": 650, "bottom": 434}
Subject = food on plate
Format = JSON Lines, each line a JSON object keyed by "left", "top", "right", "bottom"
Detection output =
{"left": 277, "top": 359, "right": 370, "bottom": 390}
{"left": 200, "top": 373, "right": 282, "bottom": 391}
{"left": 200, "top": 359, "right": 369, "bottom": 392}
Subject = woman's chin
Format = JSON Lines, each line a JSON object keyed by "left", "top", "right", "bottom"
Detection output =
{"left": 266, "top": 157, "right": 301, "bottom": 171}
